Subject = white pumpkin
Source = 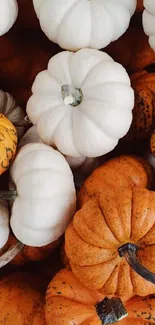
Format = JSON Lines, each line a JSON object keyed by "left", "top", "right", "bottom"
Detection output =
{"left": 33, "top": 0, "right": 136, "bottom": 51}
{"left": 0, "top": 200, "right": 9, "bottom": 249}
{"left": 143, "top": 0, "right": 155, "bottom": 51}
{"left": 9, "top": 142, "right": 76, "bottom": 247}
{"left": 27, "top": 49, "right": 134, "bottom": 158}
{"left": 0, "top": 0, "right": 18, "bottom": 36}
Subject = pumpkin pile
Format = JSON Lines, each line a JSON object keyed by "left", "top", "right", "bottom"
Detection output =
{"left": 0, "top": 0, "right": 155, "bottom": 324}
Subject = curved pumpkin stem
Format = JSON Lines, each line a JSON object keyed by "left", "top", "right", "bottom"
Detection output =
{"left": 0, "top": 241, "right": 24, "bottom": 268}
{"left": 0, "top": 190, "right": 17, "bottom": 200}
{"left": 13, "top": 115, "right": 32, "bottom": 127}
{"left": 96, "top": 297, "right": 127, "bottom": 324}
{"left": 118, "top": 243, "right": 155, "bottom": 284}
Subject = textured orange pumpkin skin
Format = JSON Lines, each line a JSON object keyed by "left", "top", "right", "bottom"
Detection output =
{"left": 0, "top": 114, "right": 17, "bottom": 175}
{"left": 2, "top": 234, "right": 61, "bottom": 265}
{"left": 106, "top": 26, "right": 155, "bottom": 72}
{"left": 78, "top": 155, "right": 154, "bottom": 207}
{"left": 0, "top": 272, "right": 46, "bottom": 325}
{"left": 125, "top": 71, "right": 155, "bottom": 141}
{"left": 66, "top": 187, "right": 155, "bottom": 297}
{"left": 45, "top": 269, "right": 155, "bottom": 325}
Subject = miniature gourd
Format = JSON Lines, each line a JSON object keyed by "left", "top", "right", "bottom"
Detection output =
{"left": 33, "top": 0, "right": 136, "bottom": 51}
{"left": 65, "top": 187, "right": 155, "bottom": 297}
{"left": 27, "top": 49, "right": 134, "bottom": 158}
{"left": 143, "top": 0, "right": 155, "bottom": 51}
{"left": 45, "top": 269, "right": 155, "bottom": 325}
{"left": 0, "top": 0, "right": 18, "bottom": 36}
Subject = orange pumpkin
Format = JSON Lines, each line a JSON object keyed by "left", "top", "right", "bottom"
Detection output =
{"left": 124, "top": 70, "right": 155, "bottom": 141}
{"left": 0, "top": 234, "right": 61, "bottom": 266}
{"left": 0, "top": 114, "right": 17, "bottom": 175}
{"left": 150, "top": 131, "right": 155, "bottom": 155}
{"left": 0, "top": 272, "right": 46, "bottom": 324}
{"left": 65, "top": 187, "right": 155, "bottom": 297}
{"left": 45, "top": 268, "right": 155, "bottom": 325}
{"left": 106, "top": 25, "right": 155, "bottom": 72}
{"left": 78, "top": 155, "right": 154, "bottom": 207}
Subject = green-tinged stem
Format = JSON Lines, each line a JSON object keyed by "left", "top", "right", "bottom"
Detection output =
{"left": 0, "top": 241, "right": 24, "bottom": 268}
{"left": 96, "top": 297, "right": 128, "bottom": 324}
{"left": 61, "top": 84, "right": 83, "bottom": 107}
{"left": 118, "top": 243, "right": 155, "bottom": 284}
{"left": 0, "top": 190, "right": 18, "bottom": 200}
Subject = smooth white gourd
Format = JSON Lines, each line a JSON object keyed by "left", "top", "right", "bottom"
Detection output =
{"left": 27, "top": 49, "right": 134, "bottom": 158}
{"left": 0, "top": 0, "right": 18, "bottom": 36}
{"left": 33, "top": 0, "right": 136, "bottom": 51}
{"left": 143, "top": 0, "right": 155, "bottom": 51}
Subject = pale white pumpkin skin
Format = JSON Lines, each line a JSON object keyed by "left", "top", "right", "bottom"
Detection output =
{"left": 10, "top": 143, "right": 76, "bottom": 247}
{"left": 33, "top": 0, "right": 136, "bottom": 51}
{"left": 0, "top": 200, "right": 10, "bottom": 249}
{"left": 0, "top": 0, "right": 18, "bottom": 36}
{"left": 143, "top": 0, "right": 155, "bottom": 51}
{"left": 27, "top": 49, "right": 134, "bottom": 158}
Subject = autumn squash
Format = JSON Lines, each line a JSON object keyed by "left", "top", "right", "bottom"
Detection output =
{"left": 0, "top": 272, "right": 46, "bottom": 324}
{"left": 45, "top": 268, "right": 155, "bottom": 325}
{"left": 0, "top": 234, "right": 61, "bottom": 266}
{"left": 78, "top": 155, "right": 154, "bottom": 207}
{"left": 27, "top": 49, "right": 134, "bottom": 158}
{"left": 33, "top": 0, "right": 136, "bottom": 51}
{"left": 143, "top": 0, "right": 155, "bottom": 51}
{"left": 106, "top": 25, "right": 155, "bottom": 72}
{"left": 65, "top": 187, "right": 155, "bottom": 297}
{"left": 124, "top": 69, "right": 155, "bottom": 141}
{"left": 0, "top": 200, "right": 9, "bottom": 249}
{"left": 0, "top": 90, "right": 27, "bottom": 138}
{"left": 0, "top": 0, "right": 18, "bottom": 36}
{"left": 0, "top": 114, "right": 17, "bottom": 176}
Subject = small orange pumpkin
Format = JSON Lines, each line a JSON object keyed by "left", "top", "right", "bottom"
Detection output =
{"left": 0, "top": 114, "right": 17, "bottom": 175}
{"left": 45, "top": 268, "right": 155, "bottom": 325}
{"left": 78, "top": 155, "right": 154, "bottom": 207}
{"left": 65, "top": 187, "right": 155, "bottom": 297}
{"left": 0, "top": 234, "right": 61, "bottom": 266}
{"left": 0, "top": 272, "right": 46, "bottom": 325}
{"left": 124, "top": 70, "right": 155, "bottom": 141}
{"left": 106, "top": 25, "right": 155, "bottom": 72}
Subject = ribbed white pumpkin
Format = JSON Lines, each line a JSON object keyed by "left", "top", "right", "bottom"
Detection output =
{"left": 143, "top": 0, "right": 155, "bottom": 51}
{"left": 27, "top": 49, "right": 134, "bottom": 158}
{"left": 0, "top": 200, "right": 9, "bottom": 249}
{"left": 33, "top": 0, "right": 136, "bottom": 51}
{"left": 10, "top": 143, "right": 76, "bottom": 247}
{"left": 0, "top": 0, "right": 18, "bottom": 36}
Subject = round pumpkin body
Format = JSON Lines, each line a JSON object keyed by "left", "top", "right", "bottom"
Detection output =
{"left": 143, "top": 0, "right": 155, "bottom": 51}
{"left": 78, "top": 155, "right": 154, "bottom": 207}
{"left": 106, "top": 25, "right": 155, "bottom": 72}
{"left": 0, "top": 272, "right": 46, "bottom": 325}
{"left": 125, "top": 70, "right": 155, "bottom": 140}
{"left": 0, "top": 0, "right": 18, "bottom": 36}
{"left": 65, "top": 187, "right": 155, "bottom": 297}
{"left": 9, "top": 142, "right": 76, "bottom": 247}
{"left": 27, "top": 49, "right": 134, "bottom": 158}
{"left": 1, "top": 234, "right": 61, "bottom": 265}
{"left": 45, "top": 269, "right": 155, "bottom": 325}
{"left": 33, "top": 0, "right": 136, "bottom": 51}
{"left": 0, "top": 114, "right": 17, "bottom": 175}
{"left": 0, "top": 90, "right": 25, "bottom": 138}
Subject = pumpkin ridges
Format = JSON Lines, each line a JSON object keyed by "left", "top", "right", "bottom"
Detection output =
{"left": 78, "top": 155, "right": 154, "bottom": 207}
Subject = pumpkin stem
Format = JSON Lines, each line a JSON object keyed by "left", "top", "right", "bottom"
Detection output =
{"left": 13, "top": 115, "right": 32, "bottom": 127}
{"left": 0, "top": 190, "right": 17, "bottom": 200}
{"left": 118, "top": 243, "right": 155, "bottom": 284}
{"left": 61, "top": 84, "right": 83, "bottom": 106}
{"left": 0, "top": 241, "right": 24, "bottom": 268}
{"left": 96, "top": 297, "right": 128, "bottom": 324}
